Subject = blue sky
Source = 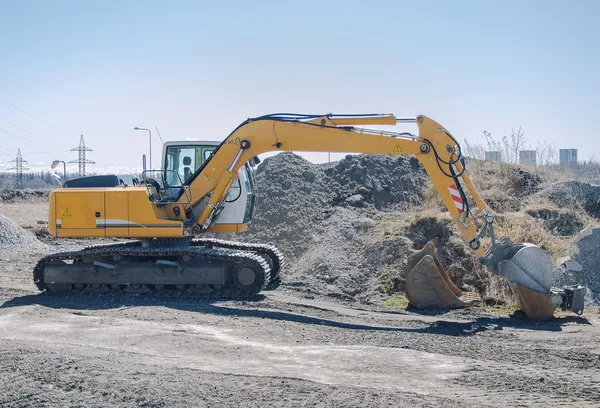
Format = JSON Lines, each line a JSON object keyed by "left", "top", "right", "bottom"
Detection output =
{"left": 1, "top": 0, "right": 598, "bottom": 172}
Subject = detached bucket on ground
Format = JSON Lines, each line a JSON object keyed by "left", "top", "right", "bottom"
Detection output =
{"left": 404, "top": 241, "right": 480, "bottom": 309}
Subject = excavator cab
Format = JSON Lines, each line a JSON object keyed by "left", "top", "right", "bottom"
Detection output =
{"left": 161, "top": 141, "right": 257, "bottom": 226}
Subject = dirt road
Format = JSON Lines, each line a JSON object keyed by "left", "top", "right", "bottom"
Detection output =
{"left": 1, "top": 203, "right": 599, "bottom": 407}
{"left": 1, "top": 269, "right": 600, "bottom": 407}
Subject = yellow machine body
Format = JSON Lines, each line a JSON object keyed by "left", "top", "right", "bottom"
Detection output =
{"left": 48, "top": 187, "right": 185, "bottom": 238}
{"left": 48, "top": 187, "right": 249, "bottom": 238}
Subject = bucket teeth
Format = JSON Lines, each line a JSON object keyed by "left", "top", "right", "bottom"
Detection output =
{"left": 404, "top": 241, "right": 480, "bottom": 309}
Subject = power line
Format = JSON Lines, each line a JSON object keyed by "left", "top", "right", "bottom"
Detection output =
{"left": 0, "top": 127, "right": 51, "bottom": 154}
{"left": 0, "top": 113, "right": 68, "bottom": 149}
{"left": 0, "top": 95, "right": 47, "bottom": 124}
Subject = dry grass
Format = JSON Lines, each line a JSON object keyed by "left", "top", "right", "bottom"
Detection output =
{"left": 374, "top": 159, "right": 598, "bottom": 308}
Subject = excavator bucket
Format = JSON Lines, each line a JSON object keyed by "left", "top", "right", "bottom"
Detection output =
{"left": 508, "top": 282, "right": 556, "bottom": 321}
{"left": 404, "top": 240, "right": 566, "bottom": 320}
{"left": 481, "top": 236, "right": 561, "bottom": 320}
{"left": 404, "top": 241, "right": 480, "bottom": 309}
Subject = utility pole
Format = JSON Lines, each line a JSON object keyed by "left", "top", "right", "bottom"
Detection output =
{"left": 8, "top": 149, "right": 29, "bottom": 189}
{"left": 69, "top": 134, "right": 95, "bottom": 177}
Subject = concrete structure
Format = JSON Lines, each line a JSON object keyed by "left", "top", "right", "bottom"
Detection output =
{"left": 485, "top": 151, "right": 502, "bottom": 162}
{"left": 559, "top": 149, "right": 578, "bottom": 167}
{"left": 519, "top": 150, "right": 537, "bottom": 166}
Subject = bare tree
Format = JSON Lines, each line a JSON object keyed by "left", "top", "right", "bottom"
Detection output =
{"left": 499, "top": 126, "right": 527, "bottom": 164}
{"left": 536, "top": 139, "right": 558, "bottom": 166}
{"left": 463, "top": 138, "right": 485, "bottom": 160}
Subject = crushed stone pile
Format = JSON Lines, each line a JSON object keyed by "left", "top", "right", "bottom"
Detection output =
{"left": 0, "top": 214, "right": 46, "bottom": 252}
{"left": 218, "top": 152, "right": 431, "bottom": 299}
{"left": 542, "top": 181, "right": 600, "bottom": 219}
{"left": 526, "top": 208, "right": 584, "bottom": 237}
{"left": 554, "top": 227, "right": 600, "bottom": 302}
{"left": 0, "top": 189, "right": 50, "bottom": 203}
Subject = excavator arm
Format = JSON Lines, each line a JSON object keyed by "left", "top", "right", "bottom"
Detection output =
{"left": 147, "top": 112, "right": 584, "bottom": 319}
{"left": 178, "top": 114, "right": 487, "bottom": 252}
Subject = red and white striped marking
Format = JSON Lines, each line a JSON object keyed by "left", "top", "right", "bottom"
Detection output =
{"left": 448, "top": 184, "right": 464, "bottom": 213}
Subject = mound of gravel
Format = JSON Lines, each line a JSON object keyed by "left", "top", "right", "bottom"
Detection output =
{"left": 554, "top": 227, "right": 600, "bottom": 302}
{"left": 222, "top": 152, "right": 428, "bottom": 299}
{"left": 0, "top": 189, "right": 50, "bottom": 203}
{"left": 542, "top": 181, "right": 600, "bottom": 219}
{"left": 324, "top": 154, "right": 426, "bottom": 209}
{"left": 0, "top": 214, "right": 45, "bottom": 251}
{"left": 526, "top": 208, "right": 584, "bottom": 236}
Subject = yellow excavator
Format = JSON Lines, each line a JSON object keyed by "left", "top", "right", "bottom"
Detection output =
{"left": 39, "top": 113, "right": 585, "bottom": 320}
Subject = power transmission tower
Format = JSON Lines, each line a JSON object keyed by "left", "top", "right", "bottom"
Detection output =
{"left": 8, "top": 149, "right": 29, "bottom": 189}
{"left": 69, "top": 134, "right": 95, "bottom": 176}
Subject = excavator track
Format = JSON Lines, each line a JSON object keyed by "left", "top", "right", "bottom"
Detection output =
{"left": 33, "top": 240, "right": 271, "bottom": 298}
{"left": 191, "top": 237, "right": 284, "bottom": 285}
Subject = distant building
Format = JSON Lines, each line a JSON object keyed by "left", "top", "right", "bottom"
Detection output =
{"left": 559, "top": 149, "right": 578, "bottom": 167}
{"left": 519, "top": 150, "right": 537, "bottom": 166}
{"left": 485, "top": 151, "right": 502, "bottom": 162}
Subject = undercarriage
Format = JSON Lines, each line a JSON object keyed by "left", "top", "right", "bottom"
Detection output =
{"left": 33, "top": 238, "right": 284, "bottom": 297}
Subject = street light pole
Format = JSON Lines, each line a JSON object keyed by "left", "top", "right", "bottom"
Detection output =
{"left": 51, "top": 160, "right": 67, "bottom": 181}
{"left": 134, "top": 127, "right": 152, "bottom": 169}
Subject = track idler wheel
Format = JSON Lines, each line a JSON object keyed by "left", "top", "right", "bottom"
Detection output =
{"left": 404, "top": 241, "right": 480, "bottom": 309}
{"left": 232, "top": 263, "right": 265, "bottom": 295}
{"left": 45, "top": 283, "right": 72, "bottom": 292}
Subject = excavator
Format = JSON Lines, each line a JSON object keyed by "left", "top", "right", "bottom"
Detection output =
{"left": 39, "top": 113, "right": 586, "bottom": 321}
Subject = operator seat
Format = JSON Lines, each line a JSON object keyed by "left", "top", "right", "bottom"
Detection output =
{"left": 183, "top": 156, "right": 193, "bottom": 182}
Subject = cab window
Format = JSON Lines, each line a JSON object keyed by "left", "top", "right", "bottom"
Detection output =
{"left": 165, "top": 145, "right": 216, "bottom": 186}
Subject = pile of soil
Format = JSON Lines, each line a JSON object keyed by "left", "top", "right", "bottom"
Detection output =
{"left": 226, "top": 152, "right": 436, "bottom": 300}
{"left": 0, "top": 214, "right": 45, "bottom": 252}
{"left": 0, "top": 189, "right": 50, "bottom": 203}
{"left": 542, "top": 181, "right": 600, "bottom": 219}
{"left": 526, "top": 208, "right": 585, "bottom": 236}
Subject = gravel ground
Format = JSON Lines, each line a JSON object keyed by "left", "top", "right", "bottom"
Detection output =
{"left": 1, "top": 202, "right": 600, "bottom": 407}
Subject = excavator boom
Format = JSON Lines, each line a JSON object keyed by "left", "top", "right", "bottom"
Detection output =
{"left": 172, "top": 114, "right": 485, "bottom": 251}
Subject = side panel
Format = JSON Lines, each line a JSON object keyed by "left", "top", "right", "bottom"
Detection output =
{"left": 55, "top": 189, "right": 106, "bottom": 238}
{"left": 127, "top": 189, "right": 184, "bottom": 238}
{"left": 105, "top": 189, "right": 130, "bottom": 237}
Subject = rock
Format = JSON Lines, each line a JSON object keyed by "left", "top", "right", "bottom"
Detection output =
{"left": 302, "top": 170, "right": 316, "bottom": 183}
{"left": 556, "top": 227, "right": 600, "bottom": 302}
{"left": 357, "top": 186, "right": 370, "bottom": 196}
{"left": 352, "top": 217, "right": 376, "bottom": 229}
{"left": 345, "top": 194, "right": 365, "bottom": 207}
{"left": 585, "top": 287, "right": 594, "bottom": 303}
